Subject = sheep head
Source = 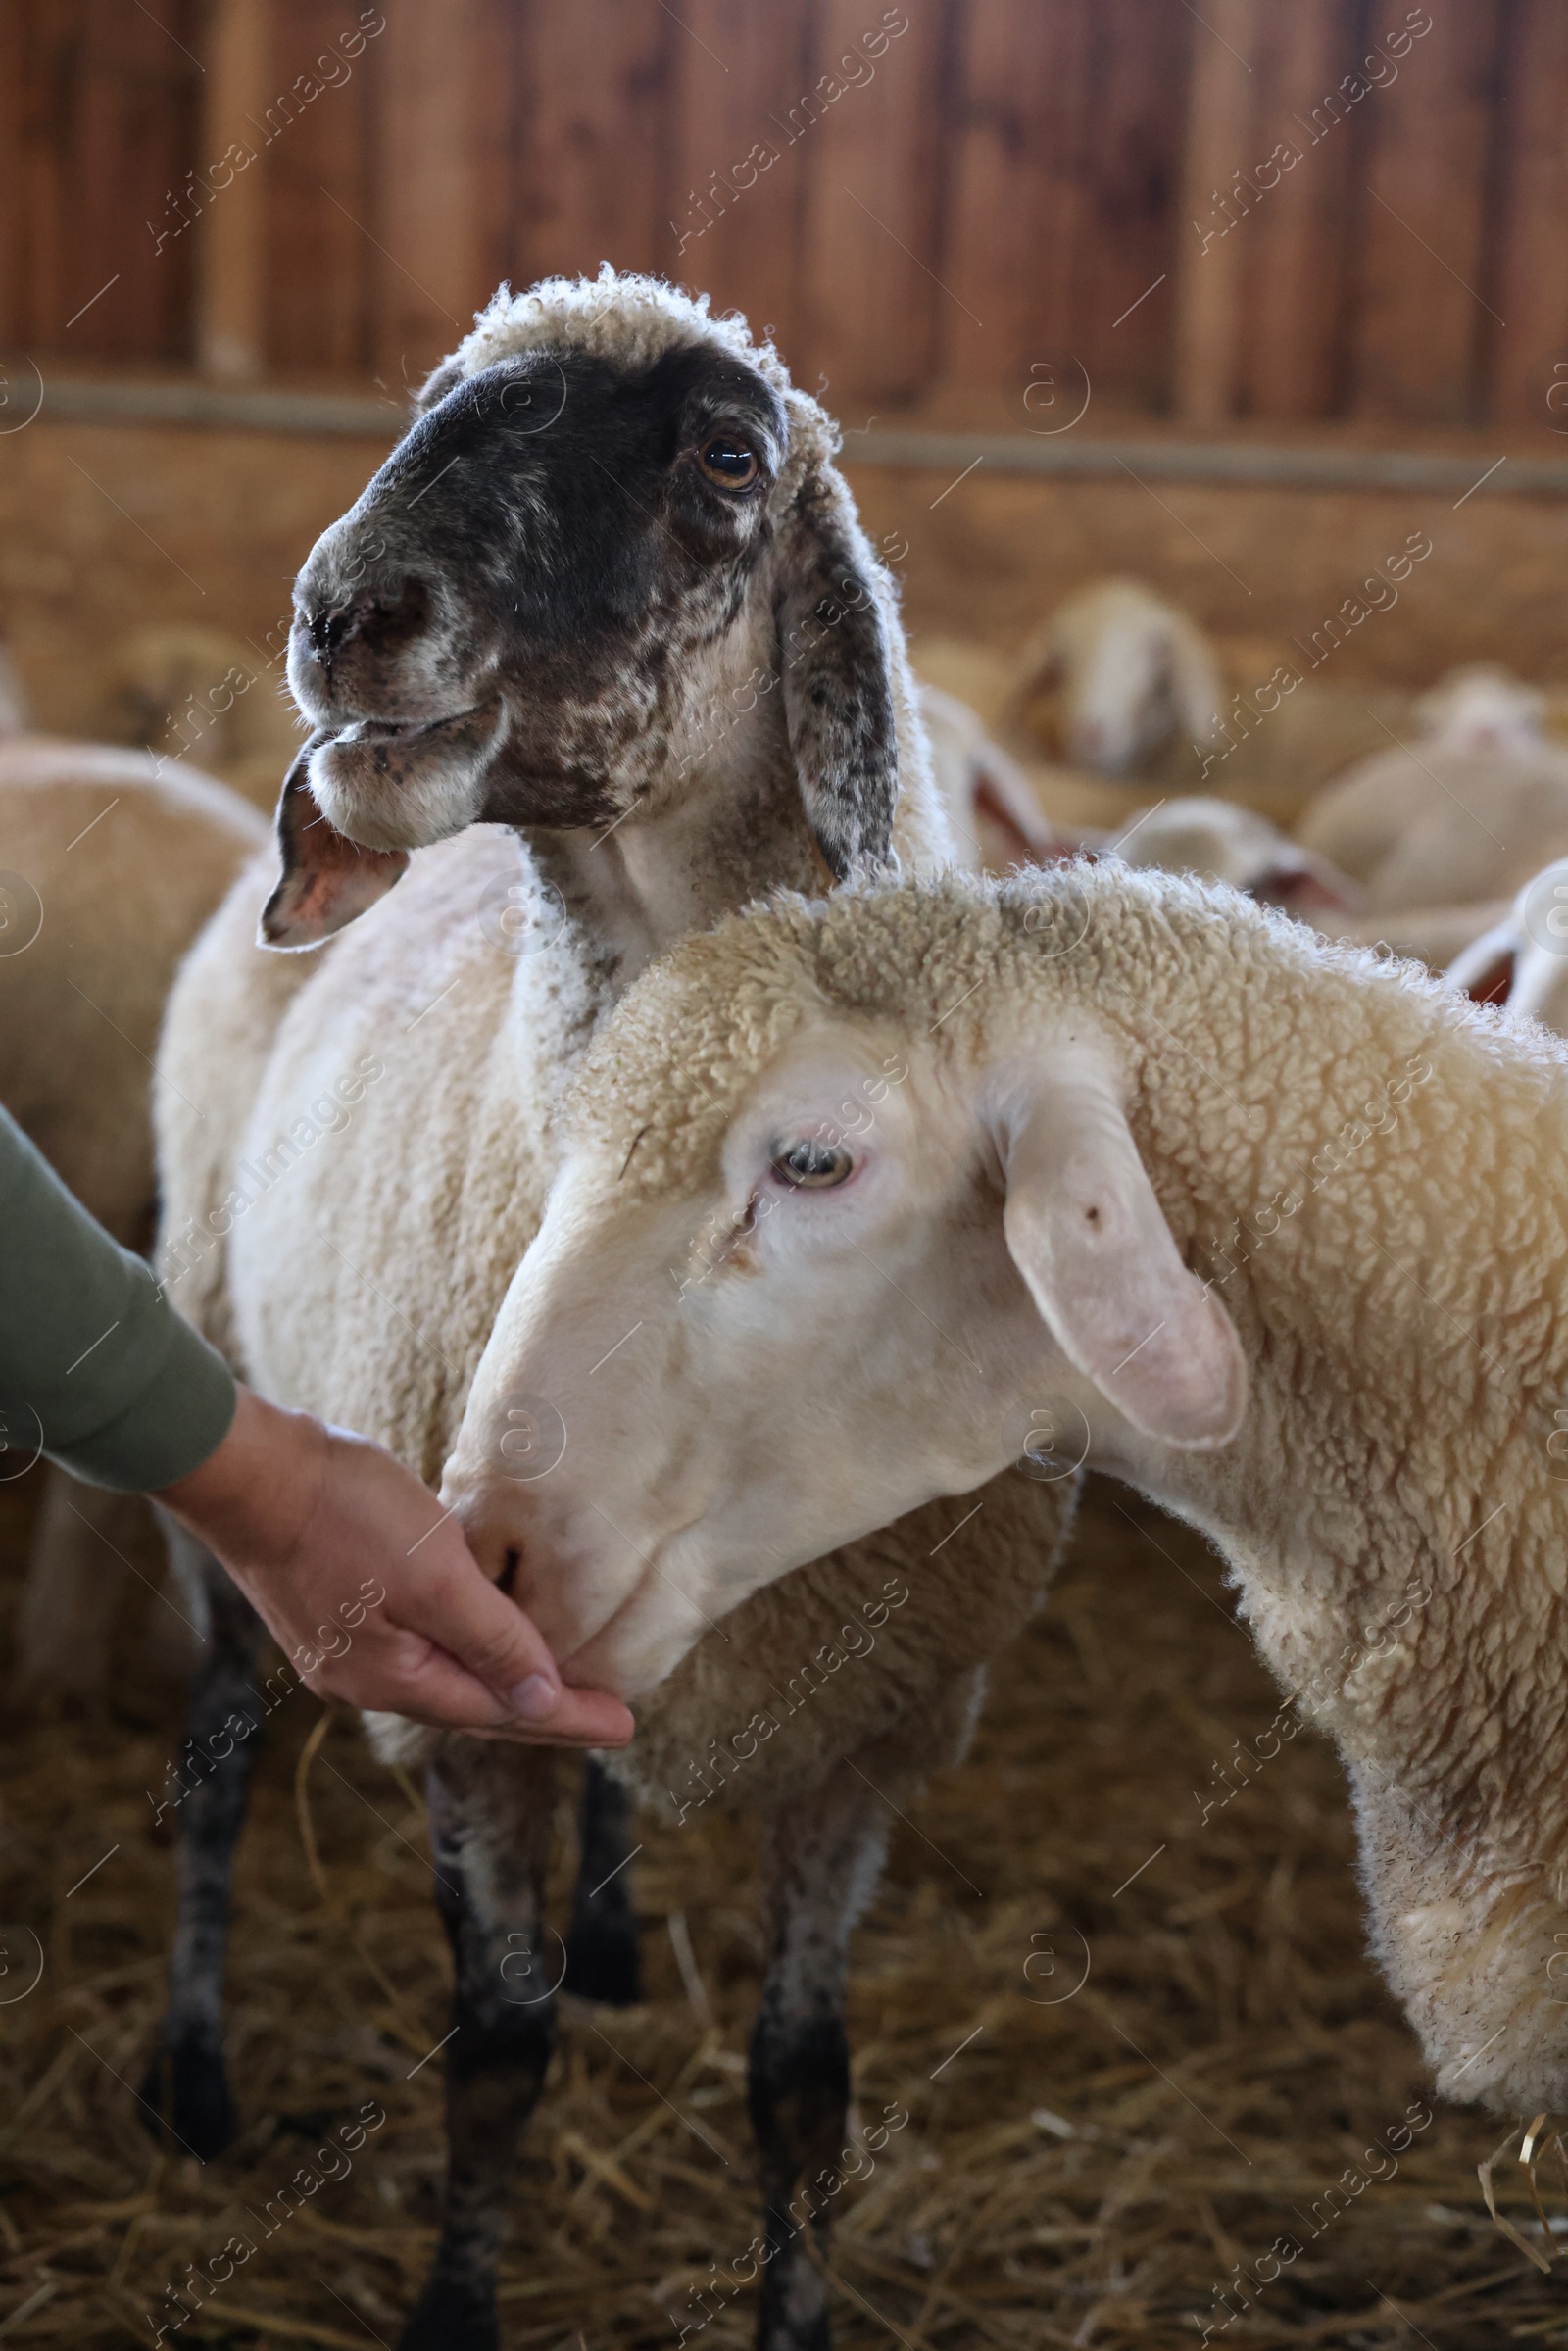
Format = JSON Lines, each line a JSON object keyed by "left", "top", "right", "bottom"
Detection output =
{"left": 436, "top": 874, "right": 1245, "bottom": 1697}
{"left": 1010, "top": 578, "right": 1225, "bottom": 777}
{"left": 1415, "top": 662, "right": 1545, "bottom": 757}
{"left": 265, "top": 269, "right": 902, "bottom": 947}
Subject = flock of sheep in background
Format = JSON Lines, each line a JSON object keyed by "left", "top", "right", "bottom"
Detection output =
{"left": 4, "top": 268, "right": 1568, "bottom": 2349}
{"left": 919, "top": 573, "right": 1568, "bottom": 1006}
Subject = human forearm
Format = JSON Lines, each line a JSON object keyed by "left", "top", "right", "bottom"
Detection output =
{"left": 0, "top": 1108, "right": 234, "bottom": 1488}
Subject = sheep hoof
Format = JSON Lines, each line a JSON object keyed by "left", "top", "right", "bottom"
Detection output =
{"left": 562, "top": 1918, "right": 642, "bottom": 2007}
{"left": 398, "top": 2278, "right": 498, "bottom": 2351}
{"left": 137, "top": 2033, "right": 237, "bottom": 2162}
{"left": 757, "top": 2300, "right": 831, "bottom": 2351}
{"left": 757, "top": 2258, "right": 832, "bottom": 2351}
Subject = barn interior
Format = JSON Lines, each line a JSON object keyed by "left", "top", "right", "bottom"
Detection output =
{"left": 4, "top": 3, "right": 1568, "bottom": 2346}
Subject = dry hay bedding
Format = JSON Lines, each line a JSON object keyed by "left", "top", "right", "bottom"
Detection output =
{"left": 1, "top": 1467, "right": 1563, "bottom": 2351}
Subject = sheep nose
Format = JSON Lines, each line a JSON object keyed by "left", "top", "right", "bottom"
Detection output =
{"left": 301, "top": 577, "right": 431, "bottom": 665}
{"left": 306, "top": 596, "right": 372, "bottom": 658}
{"left": 465, "top": 1520, "right": 522, "bottom": 1594}
{"left": 446, "top": 1488, "right": 526, "bottom": 1591}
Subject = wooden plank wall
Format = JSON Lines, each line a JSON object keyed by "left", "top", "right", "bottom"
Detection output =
{"left": 0, "top": 0, "right": 1565, "bottom": 433}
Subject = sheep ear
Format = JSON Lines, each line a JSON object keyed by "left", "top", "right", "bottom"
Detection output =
{"left": 1446, "top": 917, "right": 1518, "bottom": 1006}
{"left": 992, "top": 1052, "right": 1247, "bottom": 1448}
{"left": 1164, "top": 616, "right": 1225, "bottom": 742}
{"left": 1016, "top": 637, "right": 1063, "bottom": 700}
{"left": 259, "top": 743, "right": 409, "bottom": 952}
{"left": 972, "top": 744, "right": 1060, "bottom": 865}
{"left": 775, "top": 483, "right": 897, "bottom": 877}
{"left": 1004, "top": 631, "right": 1064, "bottom": 755}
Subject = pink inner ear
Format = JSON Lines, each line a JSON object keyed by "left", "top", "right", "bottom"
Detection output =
{"left": 1252, "top": 866, "right": 1348, "bottom": 914}
{"left": 998, "top": 1062, "right": 1249, "bottom": 1451}
{"left": 974, "top": 774, "right": 1057, "bottom": 868}
{"left": 259, "top": 762, "right": 409, "bottom": 951}
{"left": 1466, "top": 949, "right": 1516, "bottom": 1006}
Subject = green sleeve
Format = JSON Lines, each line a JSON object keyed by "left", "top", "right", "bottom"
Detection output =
{"left": 0, "top": 1107, "right": 236, "bottom": 1493}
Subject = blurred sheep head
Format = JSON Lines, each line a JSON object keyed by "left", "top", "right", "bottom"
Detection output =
{"left": 1009, "top": 578, "right": 1225, "bottom": 776}
{"left": 1415, "top": 663, "right": 1545, "bottom": 757}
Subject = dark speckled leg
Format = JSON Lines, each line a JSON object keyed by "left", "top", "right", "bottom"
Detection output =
{"left": 749, "top": 1763, "right": 898, "bottom": 2351}
{"left": 139, "top": 1523, "right": 268, "bottom": 2162}
{"left": 563, "top": 1757, "right": 642, "bottom": 2005}
{"left": 398, "top": 1743, "right": 558, "bottom": 2351}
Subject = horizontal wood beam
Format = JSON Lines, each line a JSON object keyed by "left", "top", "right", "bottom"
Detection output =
{"left": 14, "top": 377, "right": 1564, "bottom": 500}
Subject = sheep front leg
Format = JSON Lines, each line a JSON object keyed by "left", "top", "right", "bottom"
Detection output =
{"left": 140, "top": 1525, "right": 268, "bottom": 2161}
{"left": 563, "top": 1757, "right": 642, "bottom": 2004}
{"left": 748, "top": 1762, "right": 899, "bottom": 2351}
{"left": 400, "top": 1742, "right": 559, "bottom": 2351}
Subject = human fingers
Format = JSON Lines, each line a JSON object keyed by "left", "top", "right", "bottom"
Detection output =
{"left": 304, "top": 1614, "right": 633, "bottom": 1745}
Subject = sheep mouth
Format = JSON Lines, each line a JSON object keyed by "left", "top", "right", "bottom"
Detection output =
{"left": 328, "top": 699, "right": 495, "bottom": 747}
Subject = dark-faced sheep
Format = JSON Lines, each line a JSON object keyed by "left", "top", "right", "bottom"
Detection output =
{"left": 150, "top": 270, "right": 1073, "bottom": 2351}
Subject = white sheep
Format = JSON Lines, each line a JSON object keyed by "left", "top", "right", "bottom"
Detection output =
{"left": 1297, "top": 664, "right": 1568, "bottom": 908}
{"left": 1416, "top": 662, "right": 1547, "bottom": 756}
{"left": 1319, "top": 896, "right": 1515, "bottom": 976}
{"left": 1104, "top": 795, "right": 1356, "bottom": 914}
{"left": 150, "top": 268, "right": 1073, "bottom": 2351}
{"left": 1007, "top": 576, "right": 1226, "bottom": 780}
{"left": 450, "top": 858, "right": 1568, "bottom": 2126}
{"left": 0, "top": 743, "right": 266, "bottom": 1696}
{"left": 1003, "top": 578, "right": 1416, "bottom": 824}
{"left": 1096, "top": 805, "right": 1506, "bottom": 974}
{"left": 913, "top": 695, "right": 1363, "bottom": 916}
{"left": 911, "top": 643, "right": 1186, "bottom": 832}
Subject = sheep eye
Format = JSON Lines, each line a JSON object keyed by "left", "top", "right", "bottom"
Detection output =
{"left": 771, "top": 1138, "right": 854, "bottom": 1190}
{"left": 697, "top": 436, "right": 760, "bottom": 491}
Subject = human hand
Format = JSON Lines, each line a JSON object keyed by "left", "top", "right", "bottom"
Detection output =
{"left": 156, "top": 1387, "right": 633, "bottom": 1746}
